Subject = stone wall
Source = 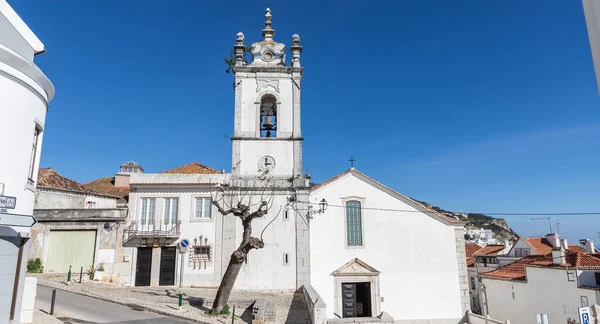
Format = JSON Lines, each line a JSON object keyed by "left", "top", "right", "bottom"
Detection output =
{"left": 302, "top": 284, "right": 326, "bottom": 324}
{"left": 455, "top": 227, "right": 471, "bottom": 314}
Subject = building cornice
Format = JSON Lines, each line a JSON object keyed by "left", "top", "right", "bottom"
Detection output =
{"left": 0, "top": 45, "right": 54, "bottom": 107}
{"left": 230, "top": 136, "right": 304, "bottom": 141}
{"left": 233, "top": 65, "right": 303, "bottom": 74}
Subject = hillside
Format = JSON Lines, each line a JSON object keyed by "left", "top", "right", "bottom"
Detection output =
{"left": 414, "top": 199, "right": 518, "bottom": 242}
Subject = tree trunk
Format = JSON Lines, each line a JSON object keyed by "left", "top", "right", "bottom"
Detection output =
{"left": 211, "top": 219, "right": 263, "bottom": 313}
{"left": 211, "top": 252, "right": 244, "bottom": 313}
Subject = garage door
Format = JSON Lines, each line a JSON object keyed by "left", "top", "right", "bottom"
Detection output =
{"left": 46, "top": 230, "right": 96, "bottom": 273}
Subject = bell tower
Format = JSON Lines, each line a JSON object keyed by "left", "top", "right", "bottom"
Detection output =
{"left": 230, "top": 8, "right": 304, "bottom": 179}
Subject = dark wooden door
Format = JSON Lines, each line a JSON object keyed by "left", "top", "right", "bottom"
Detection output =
{"left": 159, "top": 247, "right": 176, "bottom": 286}
{"left": 135, "top": 248, "right": 152, "bottom": 286}
{"left": 342, "top": 283, "right": 356, "bottom": 318}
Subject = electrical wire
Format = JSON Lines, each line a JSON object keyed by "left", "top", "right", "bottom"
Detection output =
{"left": 294, "top": 200, "right": 600, "bottom": 216}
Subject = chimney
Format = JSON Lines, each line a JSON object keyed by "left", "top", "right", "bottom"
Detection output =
{"left": 552, "top": 246, "right": 566, "bottom": 265}
{"left": 546, "top": 233, "right": 560, "bottom": 248}
{"left": 560, "top": 238, "right": 568, "bottom": 250}
{"left": 115, "top": 160, "right": 143, "bottom": 187}
{"left": 585, "top": 240, "right": 596, "bottom": 254}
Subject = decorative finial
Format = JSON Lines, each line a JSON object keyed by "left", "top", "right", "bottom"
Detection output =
{"left": 234, "top": 32, "right": 245, "bottom": 66}
{"left": 290, "top": 34, "right": 303, "bottom": 67}
{"left": 262, "top": 8, "right": 275, "bottom": 41}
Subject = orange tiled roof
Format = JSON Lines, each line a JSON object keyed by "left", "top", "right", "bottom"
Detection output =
{"left": 568, "top": 245, "right": 588, "bottom": 253}
{"left": 85, "top": 177, "right": 129, "bottom": 204}
{"left": 38, "top": 168, "right": 88, "bottom": 193}
{"left": 37, "top": 168, "right": 118, "bottom": 198}
{"left": 523, "top": 237, "right": 554, "bottom": 255}
{"left": 161, "top": 162, "right": 220, "bottom": 174}
{"left": 474, "top": 244, "right": 505, "bottom": 256}
{"left": 482, "top": 252, "right": 600, "bottom": 281}
{"left": 466, "top": 243, "right": 482, "bottom": 257}
{"left": 465, "top": 242, "right": 481, "bottom": 268}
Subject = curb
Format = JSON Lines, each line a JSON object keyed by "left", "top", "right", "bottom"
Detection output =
{"left": 38, "top": 283, "right": 215, "bottom": 324}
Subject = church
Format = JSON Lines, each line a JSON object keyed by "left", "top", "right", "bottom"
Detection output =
{"left": 120, "top": 9, "right": 468, "bottom": 323}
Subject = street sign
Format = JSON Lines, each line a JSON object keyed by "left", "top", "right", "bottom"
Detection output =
{"left": 580, "top": 306, "right": 591, "bottom": 324}
{"left": 180, "top": 239, "right": 189, "bottom": 248}
{"left": 0, "top": 195, "right": 16, "bottom": 209}
{"left": 0, "top": 212, "right": 37, "bottom": 227}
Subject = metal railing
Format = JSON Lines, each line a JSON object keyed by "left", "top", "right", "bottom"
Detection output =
{"left": 123, "top": 219, "right": 181, "bottom": 245}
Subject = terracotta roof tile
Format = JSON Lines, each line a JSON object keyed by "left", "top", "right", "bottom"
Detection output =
{"left": 473, "top": 244, "right": 505, "bottom": 256}
{"left": 482, "top": 252, "right": 600, "bottom": 281}
{"left": 37, "top": 168, "right": 118, "bottom": 199}
{"left": 466, "top": 243, "right": 482, "bottom": 258}
{"left": 161, "top": 162, "right": 220, "bottom": 174}
{"left": 481, "top": 255, "right": 548, "bottom": 281}
{"left": 523, "top": 237, "right": 554, "bottom": 255}
{"left": 466, "top": 258, "right": 475, "bottom": 267}
{"left": 568, "top": 245, "right": 588, "bottom": 253}
{"left": 84, "top": 177, "right": 129, "bottom": 204}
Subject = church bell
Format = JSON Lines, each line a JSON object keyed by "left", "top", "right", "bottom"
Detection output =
{"left": 262, "top": 115, "right": 275, "bottom": 130}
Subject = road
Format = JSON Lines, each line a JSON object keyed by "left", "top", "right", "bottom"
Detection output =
{"left": 35, "top": 285, "right": 192, "bottom": 323}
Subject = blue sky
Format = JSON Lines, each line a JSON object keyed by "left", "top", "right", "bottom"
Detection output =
{"left": 14, "top": 1, "right": 600, "bottom": 244}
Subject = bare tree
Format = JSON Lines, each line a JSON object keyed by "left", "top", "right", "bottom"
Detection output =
{"left": 209, "top": 175, "right": 285, "bottom": 314}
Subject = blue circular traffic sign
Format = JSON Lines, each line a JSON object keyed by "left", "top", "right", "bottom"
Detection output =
{"left": 180, "top": 239, "right": 189, "bottom": 248}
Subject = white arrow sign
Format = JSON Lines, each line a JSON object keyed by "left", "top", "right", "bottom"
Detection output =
{"left": 0, "top": 213, "right": 37, "bottom": 227}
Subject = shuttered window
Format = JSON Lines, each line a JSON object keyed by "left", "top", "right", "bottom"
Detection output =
{"left": 346, "top": 200, "right": 363, "bottom": 246}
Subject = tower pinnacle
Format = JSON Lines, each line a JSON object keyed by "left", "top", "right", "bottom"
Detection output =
{"left": 262, "top": 8, "right": 275, "bottom": 42}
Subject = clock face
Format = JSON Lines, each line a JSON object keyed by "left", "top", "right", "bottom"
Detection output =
{"left": 258, "top": 155, "right": 276, "bottom": 172}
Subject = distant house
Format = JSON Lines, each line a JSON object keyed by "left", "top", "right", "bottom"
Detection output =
{"left": 480, "top": 247, "right": 600, "bottom": 324}
{"left": 31, "top": 167, "right": 129, "bottom": 282}
{"left": 499, "top": 233, "right": 597, "bottom": 266}
{"left": 467, "top": 243, "right": 507, "bottom": 314}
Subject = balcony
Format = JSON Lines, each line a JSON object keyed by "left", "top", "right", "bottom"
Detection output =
{"left": 123, "top": 219, "right": 181, "bottom": 247}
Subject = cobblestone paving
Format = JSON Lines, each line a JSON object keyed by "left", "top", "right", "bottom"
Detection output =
{"left": 30, "top": 274, "right": 311, "bottom": 324}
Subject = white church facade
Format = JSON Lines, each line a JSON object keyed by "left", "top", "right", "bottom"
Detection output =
{"left": 121, "top": 9, "right": 468, "bottom": 323}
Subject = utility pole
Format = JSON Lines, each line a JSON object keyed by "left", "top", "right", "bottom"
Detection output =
{"left": 531, "top": 217, "right": 552, "bottom": 233}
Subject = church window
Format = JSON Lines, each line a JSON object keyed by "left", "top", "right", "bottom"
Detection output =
{"left": 346, "top": 201, "right": 363, "bottom": 246}
{"left": 260, "top": 94, "right": 277, "bottom": 137}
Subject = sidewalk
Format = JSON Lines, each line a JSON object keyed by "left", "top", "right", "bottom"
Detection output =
{"left": 32, "top": 309, "right": 62, "bottom": 324}
{"left": 29, "top": 274, "right": 311, "bottom": 324}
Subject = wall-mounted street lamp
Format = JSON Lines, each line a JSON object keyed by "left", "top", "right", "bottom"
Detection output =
{"left": 307, "top": 198, "right": 328, "bottom": 221}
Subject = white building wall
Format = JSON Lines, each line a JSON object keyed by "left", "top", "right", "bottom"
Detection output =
{"left": 309, "top": 174, "right": 463, "bottom": 321}
{"left": 505, "top": 238, "right": 532, "bottom": 257}
{"left": 238, "top": 141, "right": 295, "bottom": 177}
{"left": 578, "top": 270, "right": 600, "bottom": 287}
{"left": 127, "top": 187, "right": 219, "bottom": 287}
{"left": 35, "top": 190, "right": 117, "bottom": 209}
{"left": 235, "top": 193, "right": 297, "bottom": 289}
{"left": 0, "top": 1, "right": 54, "bottom": 322}
{"left": 483, "top": 267, "right": 600, "bottom": 324}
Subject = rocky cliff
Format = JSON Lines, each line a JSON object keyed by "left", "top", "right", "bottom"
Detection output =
{"left": 414, "top": 199, "right": 518, "bottom": 242}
